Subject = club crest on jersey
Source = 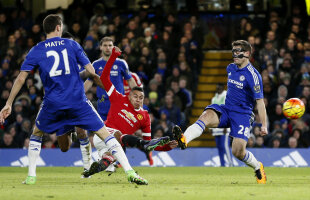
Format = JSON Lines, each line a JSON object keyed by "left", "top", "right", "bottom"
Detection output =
{"left": 113, "top": 65, "right": 118, "bottom": 70}
{"left": 239, "top": 75, "right": 245, "bottom": 81}
{"left": 121, "top": 109, "right": 137, "bottom": 122}
{"left": 254, "top": 85, "right": 260, "bottom": 93}
{"left": 137, "top": 114, "right": 143, "bottom": 120}
{"left": 99, "top": 95, "right": 105, "bottom": 102}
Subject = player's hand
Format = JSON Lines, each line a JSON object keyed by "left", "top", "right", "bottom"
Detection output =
{"left": 0, "top": 104, "right": 12, "bottom": 124}
{"left": 168, "top": 140, "right": 178, "bottom": 149}
{"left": 112, "top": 47, "right": 122, "bottom": 57}
{"left": 260, "top": 126, "right": 268, "bottom": 136}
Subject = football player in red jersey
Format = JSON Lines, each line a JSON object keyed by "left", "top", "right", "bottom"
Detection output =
{"left": 82, "top": 47, "right": 177, "bottom": 177}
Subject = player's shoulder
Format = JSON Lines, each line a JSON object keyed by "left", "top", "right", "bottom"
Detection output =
{"left": 244, "top": 64, "right": 261, "bottom": 85}
{"left": 115, "top": 58, "right": 128, "bottom": 67}
{"left": 92, "top": 58, "right": 103, "bottom": 64}
{"left": 139, "top": 108, "right": 150, "bottom": 121}
{"left": 63, "top": 38, "right": 77, "bottom": 45}
{"left": 26, "top": 42, "right": 44, "bottom": 57}
{"left": 138, "top": 107, "right": 149, "bottom": 115}
{"left": 226, "top": 63, "right": 235, "bottom": 71}
{"left": 92, "top": 58, "right": 104, "bottom": 67}
{"left": 245, "top": 64, "right": 261, "bottom": 77}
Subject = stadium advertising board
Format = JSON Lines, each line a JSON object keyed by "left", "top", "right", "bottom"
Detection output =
{"left": 0, "top": 148, "right": 309, "bottom": 167}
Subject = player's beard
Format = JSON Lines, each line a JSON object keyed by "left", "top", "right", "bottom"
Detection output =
{"left": 103, "top": 52, "right": 111, "bottom": 57}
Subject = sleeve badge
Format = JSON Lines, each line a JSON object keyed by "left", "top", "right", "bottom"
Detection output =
{"left": 254, "top": 85, "right": 260, "bottom": 93}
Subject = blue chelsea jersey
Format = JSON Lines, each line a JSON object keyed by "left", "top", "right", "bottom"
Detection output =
{"left": 20, "top": 37, "right": 90, "bottom": 109}
{"left": 92, "top": 58, "right": 132, "bottom": 115}
{"left": 225, "top": 63, "right": 263, "bottom": 114}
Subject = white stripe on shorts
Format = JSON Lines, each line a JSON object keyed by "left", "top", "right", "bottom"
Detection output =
{"left": 86, "top": 100, "right": 103, "bottom": 123}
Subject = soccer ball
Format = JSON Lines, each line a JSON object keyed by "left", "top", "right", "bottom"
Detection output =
{"left": 282, "top": 98, "right": 305, "bottom": 119}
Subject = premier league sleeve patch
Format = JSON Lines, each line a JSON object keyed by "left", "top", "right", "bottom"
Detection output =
{"left": 254, "top": 85, "right": 260, "bottom": 93}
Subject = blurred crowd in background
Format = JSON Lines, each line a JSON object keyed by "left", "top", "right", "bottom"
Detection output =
{"left": 0, "top": 1, "right": 310, "bottom": 149}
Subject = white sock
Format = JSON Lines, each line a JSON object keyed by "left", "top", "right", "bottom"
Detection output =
{"left": 28, "top": 135, "right": 42, "bottom": 177}
{"left": 242, "top": 151, "right": 260, "bottom": 170}
{"left": 104, "top": 135, "right": 133, "bottom": 172}
{"left": 184, "top": 120, "right": 206, "bottom": 143}
{"left": 79, "top": 137, "right": 92, "bottom": 170}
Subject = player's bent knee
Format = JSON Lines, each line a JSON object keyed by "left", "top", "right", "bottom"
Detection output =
{"left": 113, "top": 131, "right": 122, "bottom": 143}
{"left": 199, "top": 109, "right": 219, "bottom": 127}
{"left": 76, "top": 128, "right": 87, "bottom": 139}
{"left": 32, "top": 125, "right": 44, "bottom": 137}
{"left": 232, "top": 148, "right": 245, "bottom": 160}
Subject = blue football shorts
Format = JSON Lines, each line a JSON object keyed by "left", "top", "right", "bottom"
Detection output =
{"left": 205, "top": 104, "right": 254, "bottom": 141}
{"left": 35, "top": 99, "right": 104, "bottom": 136}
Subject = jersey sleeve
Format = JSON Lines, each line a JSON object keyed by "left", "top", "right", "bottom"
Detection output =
{"left": 141, "top": 113, "right": 151, "bottom": 140}
{"left": 72, "top": 40, "right": 90, "bottom": 68}
{"left": 100, "top": 50, "right": 123, "bottom": 101}
{"left": 20, "top": 47, "right": 37, "bottom": 71}
{"left": 247, "top": 69, "right": 264, "bottom": 99}
{"left": 120, "top": 59, "right": 132, "bottom": 80}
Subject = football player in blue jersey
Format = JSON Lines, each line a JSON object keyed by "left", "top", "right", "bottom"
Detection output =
{"left": 60, "top": 31, "right": 93, "bottom": 176}
{"left": 0, "top": 14, "right": 147, "bottom": 185}
{"left": 173, "top": 40, "right": 268, "bottom": 184}
{"left": 84, "top": 36, "right": 137, "bottom": 121}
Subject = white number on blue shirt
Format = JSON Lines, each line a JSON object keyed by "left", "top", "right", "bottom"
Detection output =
{"left": 238, "top": 125, "right": 250, "bottom": 138}
{"left": 47, "top": 49, "right": 70, "bottom": 77}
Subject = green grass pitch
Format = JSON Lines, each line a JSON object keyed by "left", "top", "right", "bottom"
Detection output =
{"left": 0, "top": 167, "right": 309, "bottom": 200}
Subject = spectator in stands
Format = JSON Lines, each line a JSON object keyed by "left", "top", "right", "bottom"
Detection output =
{"left": 254, "top": 136, "right": 265, "bottom": 148}
{"left": 0, "top": 132, "right": 18, "bottom": 148}
{"left": 259, "top": 40, "right": 278, "bottom": 67}
{"left": 166, "top": 66, "right": 180, "bottom": 88}
{"left": 269, "top": 103, "right": 286, "bottom": 132}
{"left": 159, "top": 94, "right": 181, "bottom": 127}
{"left": 288, "top": 137, "right": 298, "bottom": 148}
{"left": 271, "top": 136, "right": 281, "bottom": 148}
{"left": 170, "top": 78, "right": 188, "bottom": 112}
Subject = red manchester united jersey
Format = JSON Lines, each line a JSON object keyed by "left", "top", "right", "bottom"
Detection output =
{"left": 100, "top": 50, "right": 151, "bottom": 140}
{"left": 105, "top": 88, "right": 151, "bottom": 138}
{"left": 100, "top": 49, "right": 173, "bottom": 151}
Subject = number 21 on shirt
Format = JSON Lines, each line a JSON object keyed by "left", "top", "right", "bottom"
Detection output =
{"left": 47, "top": 49, "right": 70, "bottom": 77}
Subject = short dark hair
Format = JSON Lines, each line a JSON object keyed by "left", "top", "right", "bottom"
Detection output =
{"left": 43, "top": 14, "right": 62, "bottom": 34}
{"left": 62, "top": 31, "right": 74, "bottom": 39}
{"left": 232, "top": 40, "right": 252, "bottom": 54}
{"left": 100, "top": 36, "right": 114, "bottom": 45}
{"left": 131, "top": 86, "right": 144, "bottom": 93}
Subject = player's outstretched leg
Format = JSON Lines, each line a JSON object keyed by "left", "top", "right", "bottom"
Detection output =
{"left": 172, "top": 125, "right": 187, "bottom": 150}
{"left": 94, "top": 128, "right": 148, "bottom": 184}
{"left": 143, "top": 136, "right": 170, "bottom": 151}
{"left": 82, "top": 154, "right": 114, "bottom": 178}
{"left": 126, "top": 170, "right": 148, "bottom": 185}
{"left": 255, "top": 162, "right": 267, "bottom": 184}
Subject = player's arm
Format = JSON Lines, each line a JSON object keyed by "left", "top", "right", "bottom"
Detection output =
{"left": 100, "top": 47, "right": 122, "bottom": 90}
{"left": 84, "top": 79, "right": 93, "bottom": 92}
{"left": 84, "top": 64, "right": 105, "bottom": 90}
{"left": 0, "top": 71, "right": 28, "bottom": 124}
{"left": 128, "top": 77, "right": 137, "bottom": 88}
{"left": 256, "top": 98, "right": 268, "bottom": 136}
